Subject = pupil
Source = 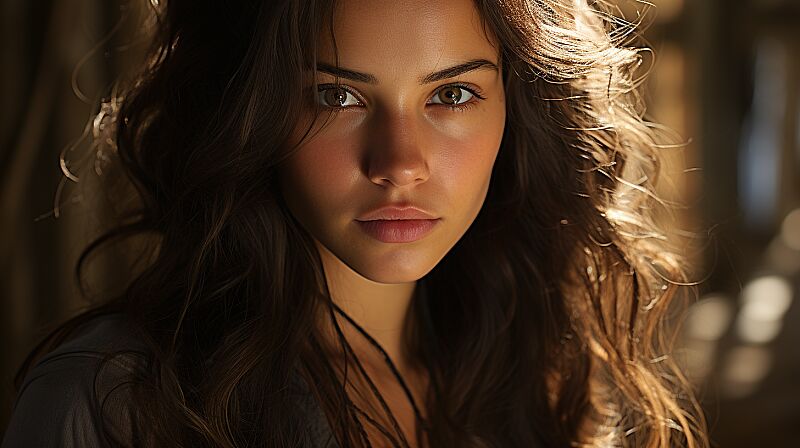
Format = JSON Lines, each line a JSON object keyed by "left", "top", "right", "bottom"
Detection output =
{"left": 441, "top": 87, "right": 461, "bottom": 104}
{"left": 325, "top": 88, "right": 347, "bottom": 106}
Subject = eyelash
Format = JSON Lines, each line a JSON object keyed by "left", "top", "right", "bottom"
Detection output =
{"left": 316, "top": 82, "right": 486, "bottom": 112}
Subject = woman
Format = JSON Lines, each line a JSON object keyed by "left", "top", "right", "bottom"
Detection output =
{"left": 3, "top": 0, "right": 709, "bottom": 446}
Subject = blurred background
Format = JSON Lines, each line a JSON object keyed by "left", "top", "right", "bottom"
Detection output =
{"left": 1, "top": 0, "right": 799, "bottom": 445}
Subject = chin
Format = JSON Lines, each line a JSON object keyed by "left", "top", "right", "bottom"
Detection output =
{"left": 356, "top": 268, "right": 427, "bottom": 285}
{"left": 343, "top": 251, "right": 439, "bottom": 284}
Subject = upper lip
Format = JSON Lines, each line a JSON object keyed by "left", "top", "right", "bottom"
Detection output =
{"left": 356, "top": 204, "right": 438, "bottom": 221}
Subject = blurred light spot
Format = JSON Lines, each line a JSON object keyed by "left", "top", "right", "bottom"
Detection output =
{"left": 781, "top": 208, "right": 800, "bottom": 251}
{"left": 721, "top": 345, "right": 772, "bottom": 399}
{"left": 736, "top": 317, "right": 783, "bottom": 344}
{"left": 681, "top": 295, "right": 735, "bottom": 384}
{"left": 740, "top": 275, "right": 793, "bottom": 320}
{"left": 738, "top": 39, "right": 788, "bottom": 230}
{"left": 766, "top": 236, "right": 800, "bottom": 273}
{"left": 682, "top": 340, "right": 717, "bottom": 383}
{"left": 735, "top": 275, "right": 793, "bottom": 344}
{"left": 685, "top": 294, "right": 734, "bottom": 341}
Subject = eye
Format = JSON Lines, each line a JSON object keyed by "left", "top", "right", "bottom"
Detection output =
{"left": 429, "top": 85, "right": 476, "bottom": 106}
{"left": 317, "top": 85, "right": 362, "bottom": 108}
{"left": 315, "top": 82, "right": 484, "bottom": 111}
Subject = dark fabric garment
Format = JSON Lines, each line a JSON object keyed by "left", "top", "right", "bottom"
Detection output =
{"left": 2, "top": 314, "right": 340, "bottom": 447}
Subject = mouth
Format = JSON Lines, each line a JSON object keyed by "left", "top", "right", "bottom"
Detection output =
{"left": 355, "top": 218, "right": 440, "bottom": 243}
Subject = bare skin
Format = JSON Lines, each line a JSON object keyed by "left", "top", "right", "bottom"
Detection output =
{"left": 278, "top": 0, "right": 506, "bottom": 445}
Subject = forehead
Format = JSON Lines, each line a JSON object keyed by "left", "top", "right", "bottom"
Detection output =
{"left": 319, "top": 0, "right": 499, "bottom": 77}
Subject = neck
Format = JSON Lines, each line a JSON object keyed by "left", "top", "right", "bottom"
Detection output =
{"left": 314, "top": 240, "right": 418, "bottom": 374}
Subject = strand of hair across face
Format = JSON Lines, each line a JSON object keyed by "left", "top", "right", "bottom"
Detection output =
{"left": 331, "top": 301, "right": 430, "bottom": 433}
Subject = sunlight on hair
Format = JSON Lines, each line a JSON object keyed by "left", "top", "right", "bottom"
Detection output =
{"left": 91, "top": 97, "right": 121, "bottom": 176}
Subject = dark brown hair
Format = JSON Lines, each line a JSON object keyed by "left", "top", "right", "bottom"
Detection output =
{"left": 16, "top": 0, "right": 708, "bottom": 446}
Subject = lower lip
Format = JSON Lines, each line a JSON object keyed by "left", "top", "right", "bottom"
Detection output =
{"left": 355, "top": 219, "right": 440, "bottom": 243}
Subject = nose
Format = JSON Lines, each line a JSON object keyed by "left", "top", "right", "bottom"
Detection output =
{"left": 365, "top": 110, "right": 431, "bottom": 188}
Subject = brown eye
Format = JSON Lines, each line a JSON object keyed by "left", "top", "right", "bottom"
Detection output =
{"left": 437, "top": 86, "right": 463, "bottom": 105}
{"left": 318, "top": 86, "right": 360, "bottom": 107}
{"left": 430, "top": 85, "right": 475, "bottom": 107}
{"left": 324, "top": 88, "right": 346, "bottom": 106}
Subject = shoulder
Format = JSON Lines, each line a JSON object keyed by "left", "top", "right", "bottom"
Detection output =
{"left": 2, "top": 313, "right": 151, "bottom": 448}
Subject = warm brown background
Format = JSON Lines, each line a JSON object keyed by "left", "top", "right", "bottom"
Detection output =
{"left": 2, "top": 0, "right": 799, "bottom": 446}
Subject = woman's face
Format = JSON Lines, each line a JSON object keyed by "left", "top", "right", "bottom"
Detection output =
{"left": 279, "top": 0, "right": 506, "bottom": 283}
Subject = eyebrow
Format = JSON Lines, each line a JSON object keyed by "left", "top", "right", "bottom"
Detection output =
{"left": 316, "top": 59, "right": 499, "bottom": 85}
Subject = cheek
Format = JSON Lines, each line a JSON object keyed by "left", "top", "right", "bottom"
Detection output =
{"left": 280, "top": 132, "right": 361, "bottom": 224}
{"left": 434, "top": 111, "right": 505, "bottom": 208}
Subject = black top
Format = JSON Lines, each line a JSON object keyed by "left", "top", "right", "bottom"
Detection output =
{"left": 2, "top": 314, "right": 339, "bottom": 447}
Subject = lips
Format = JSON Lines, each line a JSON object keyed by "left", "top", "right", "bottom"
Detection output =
{"left": 356, "top": 205, "right": 437, "bottom": 221}
{"left": 355, "top": 204, "right": 440, "bottom": 243}
{"left": 355, "top": 218, "right": 439, "bottom": 243}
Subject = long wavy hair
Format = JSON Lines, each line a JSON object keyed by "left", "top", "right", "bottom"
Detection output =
{"left": 16, "top": 0, "right": 709, "bottom": 446}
